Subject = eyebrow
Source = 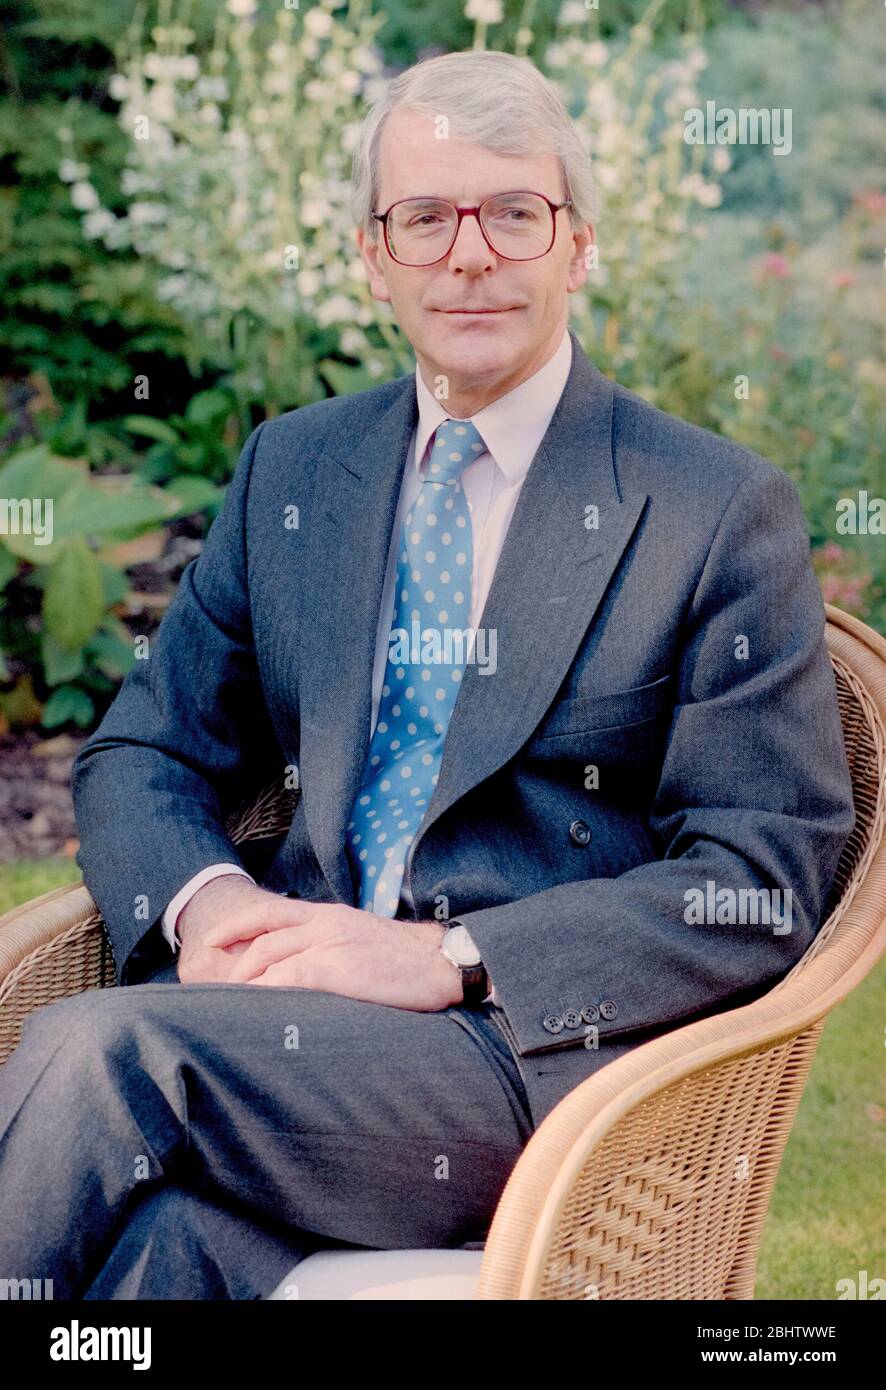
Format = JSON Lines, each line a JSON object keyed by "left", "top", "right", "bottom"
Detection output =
{"left": 392, "top": 190, "right": 558, "bottom": 205}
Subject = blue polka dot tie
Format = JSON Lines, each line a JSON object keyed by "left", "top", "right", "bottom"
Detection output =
{"left": 346, "top": 417, "right": 487, "bottom": 914}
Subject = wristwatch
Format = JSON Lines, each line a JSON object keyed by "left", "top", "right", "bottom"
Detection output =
{"left": 440, "top": 923, "right": 488, "bottom": 1007}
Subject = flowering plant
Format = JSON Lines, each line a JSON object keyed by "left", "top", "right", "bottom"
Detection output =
{"left": 61, "top": 0, "right": 725, "bottom": 415}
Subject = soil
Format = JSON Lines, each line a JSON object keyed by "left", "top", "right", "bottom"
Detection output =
{"left": 0, "top": 729, "right": 85, "bottom": 861}
{"left": 0, "top": 520, "right": 208, "bottom": 864}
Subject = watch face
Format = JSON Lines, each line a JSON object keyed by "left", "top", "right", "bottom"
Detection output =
{"left": 444, "top": 924, "right": 481, "bottom": 967}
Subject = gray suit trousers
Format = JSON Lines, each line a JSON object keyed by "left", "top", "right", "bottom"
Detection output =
{"left": 0, "top": 961, "right": 534, "bottom": 1299}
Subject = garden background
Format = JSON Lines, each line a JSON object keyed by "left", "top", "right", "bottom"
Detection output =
{"left": 0, "top": 0, "right": 883, "bottom": 1297}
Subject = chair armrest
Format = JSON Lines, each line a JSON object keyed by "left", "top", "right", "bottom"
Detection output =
{"left": 0, "top": 880, "right": 114, "bottom": 1065}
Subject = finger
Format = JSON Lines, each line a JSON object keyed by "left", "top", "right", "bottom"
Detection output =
{"left": 225, "top": 926, "right": 309, "bottom": 983}
{"left": 251, "top": 956, "right": 307, "bottom": 988}
{"left": 203, "top": 895, "right": 318, "bottom": 950}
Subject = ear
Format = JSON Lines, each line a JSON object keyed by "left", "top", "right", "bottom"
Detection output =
{"left": 356, "top": 227, "right": 393, "bottom": 304}
{"left": 566, "top": 222, "right": 595, "bottom": 295}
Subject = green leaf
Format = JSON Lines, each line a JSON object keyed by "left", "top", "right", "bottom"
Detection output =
{"left": 41, "top": 631, "right": 87, "bottom": 686}
{"left": 184, "top": 389, "right": 235, "bottom": 427}
{"left": 163, "top": 475, "right": 225, "bottom": 517}
{"left": 0, "top": 545, "right": 18, "bottom": 591}
{"left": 123, "top": 415, "right": 180, "bottom": 445}
{"left": 98, "top": 560, "right": 129, "bottom": 607}
{"left": 0, "top": 446, "right": 177, "bottom": 560}
{"left": 86, "top": 625, "right": 136, "bottom": 679}
{"left": 317, "top": 358, "right": 380, "bottom": 396}
{"left": 41, "top": 685, "right": 95, "bottom": 730}
{"left": 42, "top": 537, "right": 105, "bottom": 651}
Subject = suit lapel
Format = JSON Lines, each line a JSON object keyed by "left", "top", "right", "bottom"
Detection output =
{"left": 297, "top": 331, "right": 648, "bottom": 903}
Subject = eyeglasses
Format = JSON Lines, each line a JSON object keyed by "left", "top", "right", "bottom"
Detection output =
{"left": 372, "top": 190, "right": 573, "bottom": 267}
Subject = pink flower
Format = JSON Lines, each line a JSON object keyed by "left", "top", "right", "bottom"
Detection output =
{"left": 822, "top": 542, "right": 843, "bottom": 563}
{"left": 761, "top": 252, "right": 790, "bottom": 278}
{"left": 854, "top": 190, "right": 886, "bottom": 215}
{"left": 832, "top": 271, "right": 856, "bottom": 289}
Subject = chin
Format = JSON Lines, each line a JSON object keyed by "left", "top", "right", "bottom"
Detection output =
{"left": 423, "top": 317, "right": 523, "bottom": 364}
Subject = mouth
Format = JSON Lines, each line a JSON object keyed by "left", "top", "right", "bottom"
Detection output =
{"left": 437, "top": 307, "right": 520, "bottom": 316}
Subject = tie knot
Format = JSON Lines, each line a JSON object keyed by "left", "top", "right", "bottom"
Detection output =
{"left": 427, "top": 417, "right": 486, "bottom": 484}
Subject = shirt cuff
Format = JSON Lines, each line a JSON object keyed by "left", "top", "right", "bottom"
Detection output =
{"left": 161, "top": 864, "right": 255, "bottom": 952}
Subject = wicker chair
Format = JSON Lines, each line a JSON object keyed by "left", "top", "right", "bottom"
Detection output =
{"left": 1, "top": 603, "right": 884, "bottom": 1300}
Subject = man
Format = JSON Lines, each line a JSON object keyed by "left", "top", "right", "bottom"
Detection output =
{"left": 0, "top": 50, "right": 854, "bottom": 1300}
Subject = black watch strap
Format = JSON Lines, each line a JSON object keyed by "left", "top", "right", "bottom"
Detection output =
{"left": 459, "top": 961, "right": 489, "bottom": 1007}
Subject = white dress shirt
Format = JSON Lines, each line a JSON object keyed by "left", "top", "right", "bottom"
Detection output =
{"left": 161, "top": 325, "right": 574, "bottom": 1005}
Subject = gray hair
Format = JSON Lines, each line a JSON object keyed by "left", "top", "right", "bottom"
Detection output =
{"left": 349, "top": 49, "right": 599, "bottom": 243}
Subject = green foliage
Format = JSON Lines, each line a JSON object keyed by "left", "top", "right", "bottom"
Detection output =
{"left": 125, "top": 386, "right": 237, "bottom": 500}
{"left": 0, "top": 442, "right": 188, "bottom": 729}
{"left": 1, "top": 0, "right": 883, "bottom": 731}
{"left": 0, "top": 1, "right": 192, "bottom": 409}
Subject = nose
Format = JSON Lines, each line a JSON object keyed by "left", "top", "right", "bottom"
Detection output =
{"left": 446, "top": 210, "right": 497, "bottom": 270}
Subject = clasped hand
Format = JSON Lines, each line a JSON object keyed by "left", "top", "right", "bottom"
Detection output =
{"left": 176, "top": 875, "right": 462, "bottom": 1011}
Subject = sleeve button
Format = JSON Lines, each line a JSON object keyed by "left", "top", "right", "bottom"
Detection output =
{"left": 569, "top": 819, "right": 591, "bottom": 846}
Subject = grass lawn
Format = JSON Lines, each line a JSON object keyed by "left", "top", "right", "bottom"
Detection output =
{"left": 0, "top": 857, "right": 883, "bottom": 1299}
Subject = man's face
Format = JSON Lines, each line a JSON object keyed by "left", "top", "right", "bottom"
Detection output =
{"left": 356, "top": 107, "right": 594, "bottom": 408}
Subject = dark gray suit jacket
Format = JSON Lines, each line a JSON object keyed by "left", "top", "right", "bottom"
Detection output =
{"left": 71, "top": 327, "right": 855, "bottom": 1127}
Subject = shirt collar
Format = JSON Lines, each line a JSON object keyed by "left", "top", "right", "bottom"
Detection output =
{"left": 413, "top": 325, "right": 573, "bottom": 487}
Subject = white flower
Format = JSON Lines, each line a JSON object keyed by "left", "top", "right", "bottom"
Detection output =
{"left": 304, "top": 10, "right": 334, "bottom": 37}
{"left": 296, "top": 270, "right": 323, "bottom": 296}
{"left": 59, "top": 158, "right": 88, "bottom": 183}
{"left": 340, "top": 327, "right": 367, "bottom": 354}
{"left": 464, "top": 0, "right": 503, "bottom": 24}
{"left": 712, "top": 147, "right": 731, "bottom": 172}
{"left": 353, "top": 46, "right": 382, "bottom": 74}
{"left": 156, "top": 273, "right": 190, "bottom": 302}
{"left": 316, "top": 294, "right": 355, "bottom": 326}
{"left": 108, "top": 73, "right": 129, "bottom": 101}
{"left": 70, "top": 181, "right": 99, "bottom": 210}
{"left": 585, "top": 41, "right": 608, "bottom": 67}
{"left": 226, "top": 0, "right": 257, "bottom": 15}
{"left": 264, "top": 70, "right": 290, "bottom": 96}
{"left": 121, "top": 168, "right": 145, "bottom": 195}
{"left": 300, "top": 200, "right": 328, "bottom": 228}
{"left": 82, "top": 208, "right": 117, "bottom": 240}
{"left": 129, "top": 201, "right": 168, "bottom": 225}
{"left": 594, "top": 162, "right": 620, "bottom": 191}
{"left": 559, "top": 1, "right": 587, "bottom": 24}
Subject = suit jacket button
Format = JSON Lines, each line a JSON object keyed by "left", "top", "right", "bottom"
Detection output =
{"left": 581, "top": 1004, "right": 600, "bottom": 1024}
{"left": 600, "top": 1000, "right": 618, "bottom": 1021}
{"left": 569, "top": 819, "right": 591, "bottom": 846}
{"left": 562, "top": 1008, "right": 582, "bottom": 1029}
{"left": 543, "top": 1013, "right": 564, "bottom": 1035}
